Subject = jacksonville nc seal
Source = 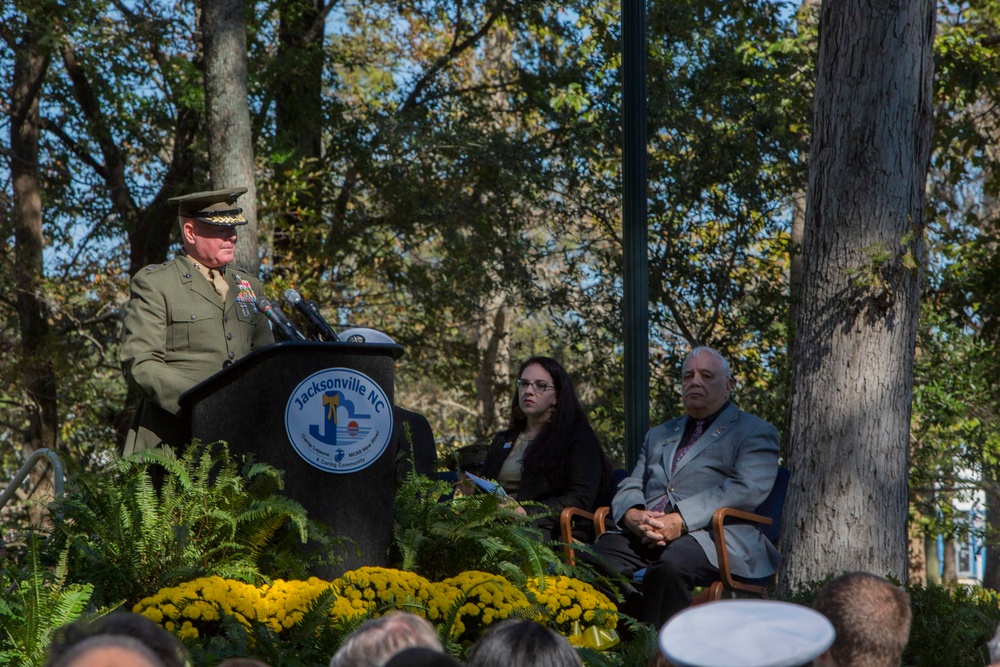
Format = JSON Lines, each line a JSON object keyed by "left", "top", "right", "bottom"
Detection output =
{"left": 284, "top": 368, "right": 393, "bottom": 473}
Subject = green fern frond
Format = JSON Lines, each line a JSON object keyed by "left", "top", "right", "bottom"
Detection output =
{"left": 0, "top": 540, "right": 103, "bottom": 667}
{"left": 392, "top": 472, "right": 567, "bottom": 581}
{"left": 45, "top": 441, "right": 322, "bottom": 610}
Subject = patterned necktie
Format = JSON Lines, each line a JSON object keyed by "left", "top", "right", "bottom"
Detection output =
{"left": 649, "top": 419, "right": 708, "bottom": 512}
{"left": 671, "top": 419, "right": 706, "bottom": 474}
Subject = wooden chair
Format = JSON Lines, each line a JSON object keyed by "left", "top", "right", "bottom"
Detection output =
{"left": 560, "top": 467, "right": 790, "bottom": 604}
{"left": 559, "top": 468, "right": 627, "bottom": 566}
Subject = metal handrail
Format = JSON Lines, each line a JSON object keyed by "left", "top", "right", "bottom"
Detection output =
{"left": 0, "top": 448, "right": 65, "bottom": 514}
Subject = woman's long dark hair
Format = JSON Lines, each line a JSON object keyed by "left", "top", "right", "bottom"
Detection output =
{"left": 505, "top": 356, "right": 596, "bottom": 483}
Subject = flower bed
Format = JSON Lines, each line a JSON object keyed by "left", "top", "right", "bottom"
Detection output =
{"left": 133, "top": 567, "right": 618, "bottom": 651}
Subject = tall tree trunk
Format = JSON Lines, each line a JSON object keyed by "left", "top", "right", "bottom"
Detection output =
{"left": 472, "top": 20, "right": 514, "bottom": 438}
{"left": 271, "top": 0, "right": 327, "bottom": 281}
{"left": 780, "top": 0, "right": 935, "bottom": 592}
{"left": 942, "top": 537, "right": 958, "bottom": 583}
{"left": 984, "top": 481, "right": 1000, "bottom": 590}
{"left": 276, "top": 0, "right": 324, "bottom": 160}
{"left": 978, "top": 190, "right": 1000, "bottom": 590}
{"left": 908, "top": 512, "right": 927, "bottom": 586}
{"left": 10, "top": 11, "right": 57, "bottom": 521}
{"left": 202, "top": 0, "right": 259, "bottom": 273}
{"left": 782, "top": 0, "right": 819, "bottom": 458}
{"left": 786, "top": 0, "right": 820, "bottom": 318}
{"left": 925, "top": 534, "right": 941, "bottom": 585}
{"left": 475, "top": 303, "right": 508, "bottom": 438}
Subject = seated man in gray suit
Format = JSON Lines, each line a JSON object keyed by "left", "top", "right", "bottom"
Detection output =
{"left": 589, "top": 346, "right": 780, "bottom": 628}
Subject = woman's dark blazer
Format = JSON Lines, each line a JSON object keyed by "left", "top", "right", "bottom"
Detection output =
{"left": 480, "top": 421, "right": 608, "bottom": 515}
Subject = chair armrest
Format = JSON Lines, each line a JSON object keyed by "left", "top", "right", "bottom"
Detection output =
{"left": 560, "top": 507, "right": 596, "bottom": 545}
{"left": 709, "top": 507, "right": 772, "bottom": 595}
{"left": 594, "top": 507, "right": 611, "bottom": 536}
{"left": 559, "top": 506, "right": 612, "bottom": 566}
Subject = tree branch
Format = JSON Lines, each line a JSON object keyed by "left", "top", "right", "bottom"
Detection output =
{"left": 60, "top": 40, "right": 139, "bottom": 228}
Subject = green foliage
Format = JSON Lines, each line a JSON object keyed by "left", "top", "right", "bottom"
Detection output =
{"left": 0, "top": 540, "right": 102, "bottom": 667}
{"left": 1, "top": 0, "right": 813, "bottom": 466}
{"left": 44, "top": 441, "right": 327, "bottom": 610}
{"left": 905, "top": 584, "right": 1000, "bottom": 667}
{"left": 391, "top": 473, "right": 568, "bottom": 582}
{"left": 640, "top": 0, "right": 809, "bottom": 432}
{"left": 910, "top": 306, "right": 1000, "bottom": 542}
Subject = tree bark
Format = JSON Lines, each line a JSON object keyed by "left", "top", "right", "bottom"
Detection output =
{"left": 473, "top": 20, "right": 515, "bottom": 439}
{"left": 984, "top": 481, "right": 1000, "bottom": 590}
{"left": 10, "top": 11, "right": 58, "bottom": 522}
{"left": 924, "top": 534, "right": 941, "bottom": 585}
{"left": 786, "top": 0, "right": 822, "bottom": 327}
{"left": 11, "top": 14, "right": 57, "bottom": 452}
{"left": 202, "top": 0, "right": 259, "bottom": 273}
{"left": 270, "top": 0, "right": 328, "bottom": 280}
{"left": 475, "top": 303, "right": 508, "bottom": 438}
{"left": 276, "top": 0, "right": 325, "bottom": 162}
{"left": 780, "top": 0, "right": 935, "bottom": 592}
{"left": 942, "top": 537, "right": 957, "bottom": 583}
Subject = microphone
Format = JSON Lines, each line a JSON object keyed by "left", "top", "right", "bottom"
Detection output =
{"left": 256, "top": 298, "right": 308, "bottom": 341}
{"left": 283, "top": 289, "right": 340, "bottom": 342}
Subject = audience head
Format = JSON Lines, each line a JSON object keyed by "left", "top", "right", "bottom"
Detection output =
{"left": 507, "top": 356, "right": 607, "bottom": 487}
{"left": 465, "top": 620, "right": 581, "bottom": 667}
{"left": 217, "top": 661, "right": 272, "bottom": 667}
{"left": 508, "top": 356, "right": 588, "bottom": 432}
{"left": 329, "top": 612, "right": 442, "bottom": 667}
{"left": 46, "top": 634, "right": 166, "bottom": 667}
{"left": 812, "top": 572, "right": 911, "bottom": 667}
{"left": 46, "top": 613, "right": 188, "bottom": 667}
{"left": 646, "top": 651, "right": 673, "bottom": 667}
{"left": 680, "top": 347, "right": 734, "bottom": 420}
{"left": 382, "top": 648, "right": 463, "bottom": 667}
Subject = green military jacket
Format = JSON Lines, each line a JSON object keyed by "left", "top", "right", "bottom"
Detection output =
{"left": 120, "top": 254, "right": 275, "bottom": 454}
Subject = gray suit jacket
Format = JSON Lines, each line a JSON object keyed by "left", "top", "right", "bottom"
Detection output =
{"left": 611, "top": 403, "right": 781, "bottom": 579}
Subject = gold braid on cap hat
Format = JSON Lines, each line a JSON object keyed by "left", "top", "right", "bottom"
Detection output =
{"left": 191, "top": 207, "right": 244, "bottom": 223}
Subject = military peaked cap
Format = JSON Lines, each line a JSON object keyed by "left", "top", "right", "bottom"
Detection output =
{"left": 168, "top": 187, "right": 249, "bottom": 227}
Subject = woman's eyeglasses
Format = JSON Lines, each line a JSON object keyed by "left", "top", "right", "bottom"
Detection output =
{"left": 515, "top": 379, "right": 554, "bottom": 392}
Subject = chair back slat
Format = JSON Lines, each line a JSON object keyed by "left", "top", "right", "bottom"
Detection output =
{"left": 597, "top": 468, "right": 629, "bottom": 510}
{"left": 755, "top": 466, "right": 790, "bottom": 545}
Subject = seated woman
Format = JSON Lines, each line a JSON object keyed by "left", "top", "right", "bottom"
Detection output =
{"left": 480, "top": 355, "right": 612, "bottom": 543}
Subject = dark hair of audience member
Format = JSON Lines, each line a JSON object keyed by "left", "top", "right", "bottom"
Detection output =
{"left": 46, "top": 634, "right": 166, "bottom": 667}
{"left": 812, "top": 572, "right": 911, "bottom": 667}
{"left": 465, "top": 620, "right": 581, "bottom": 667}
{"left": 328, "top": 612, "right": 443, "bottom": 667}
{"left": 46, "top": 612, "right": 189, "bottom": 667}
{"left": 382, "top": 647, "right": 463, "bottom": 667}
{"left": 647, "top": 650, "right": 673, "bottom": 667}
{"left": 217, "top": 660, "right": 273, "bottom": 667}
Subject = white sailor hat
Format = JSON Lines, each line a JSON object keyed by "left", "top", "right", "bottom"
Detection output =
{"left": 659, "top": 600, "right": 835, "bottom": 667}
{"left": 340, "top": 327, "right": 396, "bottom": 345}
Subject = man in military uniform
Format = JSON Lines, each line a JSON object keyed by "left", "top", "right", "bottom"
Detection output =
{"left": 120, "top": 187, "right": 274, "bottom": 454}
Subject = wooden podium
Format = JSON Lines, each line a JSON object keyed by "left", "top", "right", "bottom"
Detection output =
{"left": 179, "top": 340, "right": 404, "bottom": 577}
